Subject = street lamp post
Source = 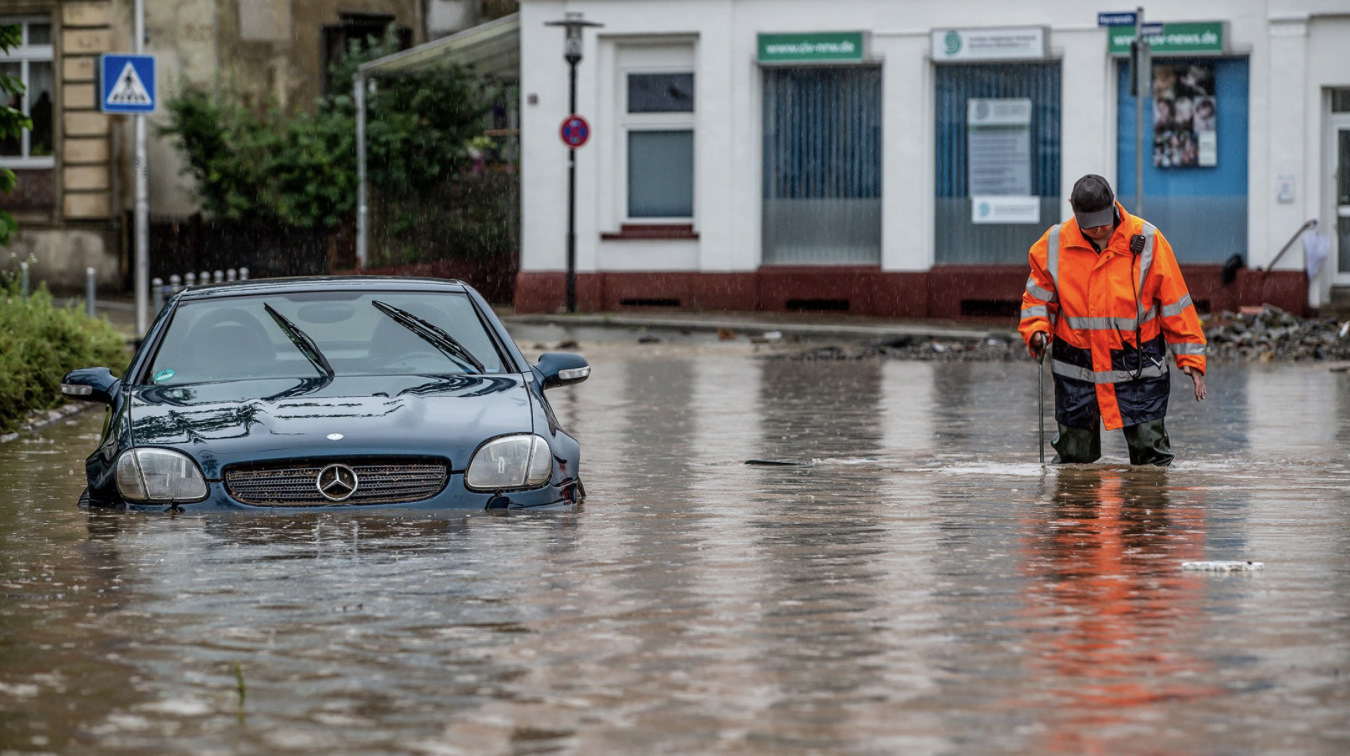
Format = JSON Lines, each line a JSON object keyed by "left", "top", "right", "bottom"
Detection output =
{"left": 546, "top": 12, "right": 602, "bottom": 313}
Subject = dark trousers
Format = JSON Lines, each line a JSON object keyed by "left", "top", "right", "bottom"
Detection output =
{"left": 1051, "top": 418, "right": 1174, "bottom": 466}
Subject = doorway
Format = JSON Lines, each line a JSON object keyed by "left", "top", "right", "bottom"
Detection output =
{"left": 1333, "top": 112, "right": 1350, "bottom": 285}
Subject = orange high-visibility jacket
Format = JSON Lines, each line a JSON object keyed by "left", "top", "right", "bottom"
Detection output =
{"left": 1019, "top": 203, "right": 1207, "bottom": 431}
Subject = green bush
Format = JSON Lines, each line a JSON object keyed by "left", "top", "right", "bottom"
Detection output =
{"left": 0, "top": 282, "right": 130, "bottom": 434}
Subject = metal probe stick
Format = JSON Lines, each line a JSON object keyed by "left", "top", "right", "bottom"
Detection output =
{"left": 1038, "top": 345, "right": 1046, "bottom": 466}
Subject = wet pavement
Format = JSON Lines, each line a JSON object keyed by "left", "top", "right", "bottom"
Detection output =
{"left": 1, "top": 325, "right": 1348, "bottom": 754}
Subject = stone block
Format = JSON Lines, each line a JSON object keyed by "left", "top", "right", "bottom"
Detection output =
{"left": 64, "top": 165, "right": 110, "bottom": 191}
{"left": 64, "top": 57, "right": 97, "bottom": 82}
{"left": 64, "top": 191, "right": 111, "bottom": 219}
{"left": 62, "top": 2, "right": 113, "bottom": 28}
{"left": 65, "top": 83, "right": 97, "bottom": 109}
{"left": 63, "top": 137, "right": 109, "bottom": 163}
{"left": 64, "top": 112, "right": 110, "bottom": 137}
{"left": 62, "top": 29, "right": 112, "bottom": 55}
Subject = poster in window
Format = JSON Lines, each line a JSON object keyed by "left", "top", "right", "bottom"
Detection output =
{"left": 967, "top": 98, "right": 1033, "bottom": 194}
{"left": 1152, "top": 62, "right": 1216, "bottom": 168}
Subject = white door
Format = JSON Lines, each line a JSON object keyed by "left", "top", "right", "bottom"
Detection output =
{"left": 1336, "top": 118, "right": 1350, "bottom": 285}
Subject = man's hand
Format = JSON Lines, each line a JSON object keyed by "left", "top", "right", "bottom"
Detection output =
{"left": 1182, "top": 365, "right": 1206, "bottom": 401}
{"left": 1029, "top": 331, "right": 1049, "bottom": 360}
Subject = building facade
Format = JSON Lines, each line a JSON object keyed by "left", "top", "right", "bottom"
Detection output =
{"left": 516, "top": 0, "right": 1350, "bottom": 317}
{"left": 0, "top": 0, "right": 425, "bottom": 290}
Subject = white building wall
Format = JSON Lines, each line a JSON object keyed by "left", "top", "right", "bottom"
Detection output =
{"left": 520, "top": 0, "right": 1350, "bottom": 305}
{"left": 876, "top": 29, "right": 932, "bottom": 272}
{"left": 1306, "top": 15, "right": 1350, "bottom": 303}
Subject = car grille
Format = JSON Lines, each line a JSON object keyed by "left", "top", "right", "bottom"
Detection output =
{"left": 224, "top": 460, "right": 449, "bottom": 506}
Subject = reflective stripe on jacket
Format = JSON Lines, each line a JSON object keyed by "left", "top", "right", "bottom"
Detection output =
{"left": 1018, "top": 202, "right": 1207, "bottom": 431}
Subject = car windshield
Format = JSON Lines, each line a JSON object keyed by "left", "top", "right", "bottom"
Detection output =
{"left": 145, "top": 290, "right": 508, "bottom": 386}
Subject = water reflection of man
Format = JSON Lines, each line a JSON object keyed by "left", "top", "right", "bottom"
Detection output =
{"left": 1019, "top": 469, "right": 1219, "bottom": 752}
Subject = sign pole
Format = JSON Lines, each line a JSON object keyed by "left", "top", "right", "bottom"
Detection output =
{"left": 1133, "top": 5, "right": 1146, "bottom": 217}
{"left": 133, "top": 0, "right": 149, "bottom": 334}
{"left": 355, "top": 72, "right": 367, "bottom": 270}
{"left": 566, "top": 58, "right": 577, "bottom": 313}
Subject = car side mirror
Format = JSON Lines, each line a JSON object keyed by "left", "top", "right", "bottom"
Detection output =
{"left": 533, "top": 352, "right": 590, "bottom": 390}
{"left": 60, "top": 367, "right": 119, "bottom": 405}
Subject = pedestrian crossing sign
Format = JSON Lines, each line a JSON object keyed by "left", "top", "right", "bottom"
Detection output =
{"left": 99, "top": 54, "right": 156, "bottom": 114}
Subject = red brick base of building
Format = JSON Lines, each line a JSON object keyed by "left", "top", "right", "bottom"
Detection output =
{"left": 514, "top": 266, "right": 1311, "bottom": 320}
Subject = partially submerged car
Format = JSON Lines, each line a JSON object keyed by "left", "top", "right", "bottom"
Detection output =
{"left": 61, "top": 277, "right": 589, "bottom": 512}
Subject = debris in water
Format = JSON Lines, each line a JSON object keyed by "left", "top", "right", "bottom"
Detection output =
{"left": 1181, "top": 560, "right": 1265, "bottom": 572}
{"left": 744, "top": 459, "right": 810, "bottom": 466}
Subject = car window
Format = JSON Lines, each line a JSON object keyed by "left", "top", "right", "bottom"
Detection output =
{"left": 146, "top": 291, "right": 508, "bottom": 385}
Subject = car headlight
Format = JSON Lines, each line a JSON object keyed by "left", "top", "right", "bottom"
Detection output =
{"left": 465, "top": 435, "right": 553, "bottom": 491}
{"left": 115, "top": 448, "right": 209, "bottom": 502}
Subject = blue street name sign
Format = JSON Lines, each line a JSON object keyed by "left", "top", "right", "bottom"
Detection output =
{"left": 99, "top": 54, "right": 156, "bottom": 114}
{"left": 1141, "top": 22, "right": 1164, "bottom": 36}
{"left": 1097, "top": 11, "right": 1138, "bottom": 27}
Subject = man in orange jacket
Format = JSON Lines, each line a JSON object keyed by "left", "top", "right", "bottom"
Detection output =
{"left": 1020, "top": 174, "right": 1207, "bottom": 465}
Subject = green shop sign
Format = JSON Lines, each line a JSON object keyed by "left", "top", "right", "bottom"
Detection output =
{"left": 758, "top": 32, "right": 866, "bottom": 63}
{"left": 1108, "top": 21, "right": 1225, "bottom": 55}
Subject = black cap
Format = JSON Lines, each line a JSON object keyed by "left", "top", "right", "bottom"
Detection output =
{"left": 1070, "top": 174, "right": 1116, "bottom": 229}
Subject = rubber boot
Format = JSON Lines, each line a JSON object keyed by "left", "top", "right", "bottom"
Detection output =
{"left": 1123, "top": 418, "right": 1174, "bottom": 466}
{"left": 1051, "top": 423, "right": 1102, "bottom": 463}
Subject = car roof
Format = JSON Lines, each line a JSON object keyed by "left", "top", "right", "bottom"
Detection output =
{"left": 175, "top": 276, "right": 471, "bottom": 301}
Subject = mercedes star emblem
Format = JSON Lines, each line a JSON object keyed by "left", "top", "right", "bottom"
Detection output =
{"left": 316, "top": 463, "right": 359, "bottom": 502}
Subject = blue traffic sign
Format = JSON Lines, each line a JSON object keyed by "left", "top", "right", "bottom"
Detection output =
{"left": 1097, "top": 11, "right": 1138, "bottom": 27}
{"left": 1141, "top": 22, "right": 1164, "bottom": 36}
{"left": 99, "top": 54, "right": 156, "bottom": 114}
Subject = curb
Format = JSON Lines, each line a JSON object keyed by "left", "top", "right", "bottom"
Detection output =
{"left": 498, "top": 313, "right": 1008, "bottom": 343}
{"left": 0, "top": 401, "right": 96, "bottom": 445}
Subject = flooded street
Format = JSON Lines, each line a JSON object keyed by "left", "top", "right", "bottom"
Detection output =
{"left": 2, "top": 329, "right": 1348, "bottom": 754}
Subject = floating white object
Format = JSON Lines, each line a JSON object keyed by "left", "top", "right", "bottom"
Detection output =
{"left": 1181, "top": 560, "right": 1264, "bottom": 572}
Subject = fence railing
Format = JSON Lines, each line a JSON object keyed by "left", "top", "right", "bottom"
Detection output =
{"left": 150, "top": 268, "right": 250, "bottom": 313}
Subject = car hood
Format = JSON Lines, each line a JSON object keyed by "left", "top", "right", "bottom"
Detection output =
{"left": 126, "top": 374, "right": 535, "bottom": 477}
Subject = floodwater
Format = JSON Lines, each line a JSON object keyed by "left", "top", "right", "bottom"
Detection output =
{"left": 2, "top": 328, "right": 1348, "bottom": 755}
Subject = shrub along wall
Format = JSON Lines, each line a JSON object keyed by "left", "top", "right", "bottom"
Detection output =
{"left": 0, "top": 284, "right": 129, "bottom": 434}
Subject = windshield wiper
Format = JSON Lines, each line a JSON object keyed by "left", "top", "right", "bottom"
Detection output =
{"left": 371, "top": 300, "right": 485, "bottom": 373}
{"left": 264, "top": 303, "right": 335, "bottom": 380}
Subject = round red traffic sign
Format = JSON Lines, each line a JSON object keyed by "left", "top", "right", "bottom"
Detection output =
{"left": 560, "top": 115, "right": 590, "bottom": 148}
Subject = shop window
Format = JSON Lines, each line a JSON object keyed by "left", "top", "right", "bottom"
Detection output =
{"left": 762, "top": 66, "right": 881, "bottom": 265}
{"left": 934, "top": 63, "right": 1061, "bottom": 264}
{"left": 624, "top": 71, "right": 694, "bottom": 219}
{"left": 1116, "top": 57, "right": 1248, "bottom": 263}
{"left": 0, "top": 18, "right": 55, "bottom": 167}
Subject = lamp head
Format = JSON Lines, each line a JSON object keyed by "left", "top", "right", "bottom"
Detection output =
{"left": 546, "top": 12, "right": 603, "bottom": 65}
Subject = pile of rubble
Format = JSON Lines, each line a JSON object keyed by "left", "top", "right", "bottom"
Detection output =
{"left": 772, "top": 333, "right": 1026, "bottom": 362}
{"left": 774, "top": 305, "right": 1350, "bottom": 363}
{"left": 1203, "top": 305, "right": 1350, "bottom": 362}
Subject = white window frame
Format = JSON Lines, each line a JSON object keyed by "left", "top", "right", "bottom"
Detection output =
{"left": 615, "top": 43, "right": 696, "bottom": 226}
{"left": 0, "top": 16, "right": 56, "bottom": 169}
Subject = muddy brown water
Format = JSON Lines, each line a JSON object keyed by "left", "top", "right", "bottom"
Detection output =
{"left": 2, "top": 330, "right": 1348, "bottom": 754}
